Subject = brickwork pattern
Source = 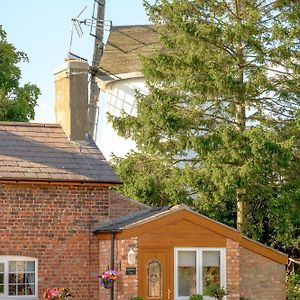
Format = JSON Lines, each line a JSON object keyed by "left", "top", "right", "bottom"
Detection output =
{"left": 99, "top": 238, "right": 139, "bottom": 300}
{"left": 108, "top": 191, "right": 148, "bottom": 219}
{"left": 0, "top": 182, "right": 144, "bottom": 300}
{"left": 115, "top": 238, "right": 138, "bottom": 300}
{"left": 240, "top": 247, "right": 286, "bottom": 300}
{"left": 226, "top": 239, "right": 240, "bottom": 300}
{"left": 99, "top": 240, "right": 112, "bottom": 300}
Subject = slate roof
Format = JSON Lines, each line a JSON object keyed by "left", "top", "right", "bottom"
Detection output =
{"left": 99, "top": 25, "right": 160, "bottom": 76}
{"left": 0, "top": 122, "right": 120, "bottom": 184}
{"left": 94, "top": 206, "right": 172, "bottom": 233}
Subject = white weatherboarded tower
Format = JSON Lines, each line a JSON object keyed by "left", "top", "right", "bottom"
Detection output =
{"left": 96, "top": 25, "right": 160, "bottom": 159}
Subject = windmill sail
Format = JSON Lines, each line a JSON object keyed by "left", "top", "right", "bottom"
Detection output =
{"left": 88, "top": 0, "right": 106, "bottom": 140}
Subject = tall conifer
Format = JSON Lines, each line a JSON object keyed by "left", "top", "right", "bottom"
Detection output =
{"left": 111, "top": 0, "right": 300, "bottom": 248}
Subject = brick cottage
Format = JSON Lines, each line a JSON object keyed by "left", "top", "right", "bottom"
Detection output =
{"left": 0, "top": 60, "right": 287, "bottom": 300}
{"left": 0, "top": 120, "right": 146, "bottom": 300}
{"left": 0, "top": 60, "right": 146, "bottom": 300}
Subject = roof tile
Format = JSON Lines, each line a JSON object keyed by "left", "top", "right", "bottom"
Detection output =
{"left": 0, "top": 122, "right": 120, "bottom": 184}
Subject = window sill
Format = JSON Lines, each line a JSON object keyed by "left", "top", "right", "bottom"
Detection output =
{"left": 0, "top": 297, "right": 38, "bottom": 300}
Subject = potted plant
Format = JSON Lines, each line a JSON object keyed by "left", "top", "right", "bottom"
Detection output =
{"left": 189, "top": 294, "right": 204, "bottom": 300}
{"left": 43, "top": 287, "right": 71, "bottom": 299}
{"left": 204, "top": 282, "right": 228, "bottom": 300}
{"left": 100, "top": 269, "right": 118, "bottom": 289}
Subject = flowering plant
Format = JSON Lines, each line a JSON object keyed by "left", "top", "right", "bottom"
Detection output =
{"left": 43, "top": 287, "right": 71, "bottom": 299}
{"left": 100, "top": 269, "right": 118, "bottom": 282}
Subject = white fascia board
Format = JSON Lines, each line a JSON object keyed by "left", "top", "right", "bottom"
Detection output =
{"left": 96, "top": 72, "right": 144, "bottom": 91}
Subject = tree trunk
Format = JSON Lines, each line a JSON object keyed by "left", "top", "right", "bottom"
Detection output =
{"left": 234, "top": 0, "right": 247, "bottom": 232}
{"left": 236, "top": 188, "right": 246, "bottom": 232}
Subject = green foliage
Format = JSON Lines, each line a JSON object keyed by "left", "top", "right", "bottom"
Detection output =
{"left": 204, "top": 283, "right": 227, "bottom": 300}
{"left": 203, "top": 273, "right": 229, "bottom": 300}
{"left": 131, "top": 297, "right": 144, "bottom": 300}
{"left": 111, "top": 0, "right": 300, "bottom": 251}
{"left": 189, "top": 294, "right": 203, "bottom": 300}
{"left": 0, "top": 25, "right": 40, "bottom": 121}
{"left": 286, "top": 271, "right": 300, "bottom": 300}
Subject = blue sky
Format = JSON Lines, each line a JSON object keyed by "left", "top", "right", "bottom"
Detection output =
{"left": 0, "top": 0, "right": 150, "bottom": 123}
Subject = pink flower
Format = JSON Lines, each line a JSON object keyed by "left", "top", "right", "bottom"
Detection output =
{"left": 49, "top": 288, "right": 59, "bottom": 297}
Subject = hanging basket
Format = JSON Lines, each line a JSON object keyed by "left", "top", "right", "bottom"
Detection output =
{"left": 101, "top": 279, "right": 114, "bottom": 289}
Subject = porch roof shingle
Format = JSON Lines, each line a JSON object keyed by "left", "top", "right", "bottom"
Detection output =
{"left": 94, "top": 206, "right": 172, "bottom": 233}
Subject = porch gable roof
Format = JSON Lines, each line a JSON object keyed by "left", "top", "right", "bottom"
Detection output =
{"left": 94, "top": 204, "right": 288, "bottom": 265}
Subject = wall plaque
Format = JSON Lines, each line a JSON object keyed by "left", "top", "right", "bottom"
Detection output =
{"left": 126, "top": 267, "right": 137, "bottom": 275}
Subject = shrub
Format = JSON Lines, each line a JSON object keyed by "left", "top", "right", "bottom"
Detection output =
{"left": 189, "top": 294, "right": 203, "bottom": 300}
{"left": 204, "top": 282, "right": 228, "bottom": 300}
{"left": 286, "top": 271, "right": 300, "bottom": 299}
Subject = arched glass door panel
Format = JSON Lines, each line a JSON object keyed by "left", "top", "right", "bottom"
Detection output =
{"left": 147, "top": 260, "right": 162, "bottom": 298}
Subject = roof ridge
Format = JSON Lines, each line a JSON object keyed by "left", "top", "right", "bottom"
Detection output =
{"left": 111, "top": 24, "right": 153, "bottom": 31}
{"left": 0, "top": 121, "right": 60, "bottom": 128}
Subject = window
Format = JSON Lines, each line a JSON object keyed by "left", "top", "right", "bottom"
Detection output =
{"left": 174, "top": 248, "right": 226, "bottom": 300}
{"left": 147, "top": 260, "right": 162, "bottom": 298}
{"left": 0, "top": 256, "right": 37, "bottom": 299}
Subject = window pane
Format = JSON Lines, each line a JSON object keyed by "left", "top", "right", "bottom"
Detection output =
{"left": 16, "top": 261, "right": 25, "bottom": 272}
{"left": 0, "top": 263, "right": 4, "bottom": 273}
{"left": 9, "top": 273, "right": 17, "bottom": 284}
{"left": 0, "top": 284, "right": 4, "bottom": 294}
{"left": 26, "top": 284, "right": 35, "bottom": 295}
{"left": 148, "top": 261, "right": 162, "bottom": 298}
{"left": 18, "top": 273, "right": 25, "bottom": 284}
{"left": 203, "top": 251, "right": 220, "bottom": 267}
{"left": 18, "top": 284, "right": 26, "bottom": 295}
{"left": 178, "top": 251, "right": 196, "bottom": 296}
{"left": 9, "top": 284, "right": 17, "bottom": 295}
{"left": 9, "top": 261, "right": 16, "bottom": 272}
{"left": 26, "top": 262, "right": 35, "bottom": 272}
{"left": 26, "top": 273, "right": 35, "bottom": 284}
{"left": 203, "top": 251, "right": 221, "bottom": 294}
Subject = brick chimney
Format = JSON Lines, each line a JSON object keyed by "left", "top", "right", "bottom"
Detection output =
{"left": 54, "top": 60, "right": 89, "bottom": 141}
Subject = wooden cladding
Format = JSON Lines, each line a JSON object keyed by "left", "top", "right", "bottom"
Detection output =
{"left": 138, "top": 218, "right": 226, "bottom": 247}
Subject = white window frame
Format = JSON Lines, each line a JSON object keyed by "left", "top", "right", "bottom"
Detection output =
{"left": 174, "top": 248, "right": 226, "bottom": 300}
{"left": 0, "top": 256, "right": 38, "bottom": 300}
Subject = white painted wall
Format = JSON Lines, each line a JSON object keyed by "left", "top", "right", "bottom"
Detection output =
{"left": 98, "top": 77, "right": 147, "bottom": 159}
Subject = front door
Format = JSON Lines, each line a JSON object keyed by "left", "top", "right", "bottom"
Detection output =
{"left": 139, "top": 247, "right": 173, "bottom": 300}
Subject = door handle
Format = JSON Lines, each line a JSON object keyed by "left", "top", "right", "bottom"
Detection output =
{"left": 167, "top": 288, "right": 171, "bottom": 299}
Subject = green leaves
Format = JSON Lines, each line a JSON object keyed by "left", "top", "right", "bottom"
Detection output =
{"left": 0, "top": 25, "right": 40, "bottom": 121}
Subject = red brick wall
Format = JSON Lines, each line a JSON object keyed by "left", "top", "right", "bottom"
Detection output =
{"left": 115, "top": 238, "right": 138, "bottom": 300}
{"left": 99, "top": 238, "right": 139, "bottom": 300}
{"left": 240, "top": 247, "right": 286, "bottom": 300}
{"left": 226, "top": 239, "right": 240, "bottom": 300}
{"left": 0, "top": 182, "right": 144, "bottom": 300}
{"left": 99, "top": 239, "right": 112, "bottom": 300}
{"left": 109, "top": 191, "right": 148, "bottom": 219}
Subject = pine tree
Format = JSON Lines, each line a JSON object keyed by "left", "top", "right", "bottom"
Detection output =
{"left": 111, "top": 0, "right": 300, "bottom": 249}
